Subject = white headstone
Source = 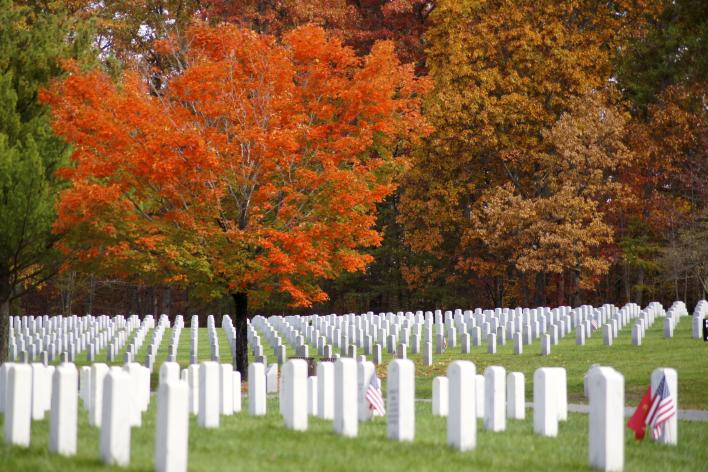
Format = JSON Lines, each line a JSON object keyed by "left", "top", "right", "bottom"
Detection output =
{"left": 631, "top": 324, "right": 642, "bottom": 346}
{"left": 423, "top": 341, "right": 432, "bottom": 366}
{"left": 0, "top": 362, "right": 8, "bottom": 413}
{"left": 248, "top": 362, "right": 266, "bottom": 416}
{"left": 585, "top": 364, "right": 602, "bottom": 399}
{"left": 31, "top": 363, "right": 47, "bottom": 420}
{"left": 475, "top": 374, "right": 485, "bottom": 418}
{"left": 334, "top": 358, "right": 357, "bottom": 437}
{"left": 266, "top": 364, "right": 278, "bottom": 394}
{"left": 663, "top": 318, "right": 673, "bottom": 338}
{"left": 513, "top": 332, "right": 523, "bottom": 354}
{"left": 308, "top": 376, "right": 318, "bottom": 416}
{"left": 188, "top": 364, "right": 200, "bottom": 415}
{"left": 533, "top": 367, "right": 558, "bottom": 437}
{"left": 49, "top": 363, "right": 78, "bottom": 456}
{"left": 159, "top": 362, "right": 180, "bottom": 385}
{"left": 282, "top": 359, "right": 308, "bottom": 431}
{"left": 79, "top": 365, "right": 90, "bottom": 410}
{"left": 650, "top": 368, "right": 678, "bottom": 445}
{"left": 155, "top": 380, "right": 189, "bottom": 472}
{"left": 692, "top": 314, "right": 703, "bottom": 339}
{"left": 220, "top": 364, "right": 234, "bottom": 416}
{"left": 357, "top": 361, "right": 375, "bottom": 422}
{"left": 588, "top": 367, "right": 624, "bottom": 472}
{"left": 576, "top": 324, "right": 586, "bottom": 345}
{"left": 89, "top": 363, "right": 109, "bottom": 427}
{"left": 506, "top": 372, "right": 525, "bottom": 420}
{"left": 549, "top": 367, "right": 568, "bottom": 421}
{"left": 43, "top": 365, "right": 54, "bottom": 416}
{"left": 447, "top": 361, "right": 476, "bottom": 451}
{"left": 4, "top": 364, "right": 32, "bottom": 447}
{"left": 100, "top": 369, "right": 132, "bottom": 466}
{"left": 484, "top": 366, "right": 506, "bottom": 432}
{"left": 388, "top": 359, "right": 414, "bottom": 441}
{"left": 198, "top": 361, "right": 220, "bottom": 428}
{"left": 487, "top": 333, "right": 496, "bottom": 354}
{"left": 232, "top": 370, "right": 242, "bottom": 413}
{"left": 123, "top": 363, "right": 145, "bottom": 427}
{"left": 139, "top": 364, "right": 151, "bottom": 411}
{"left": 317, "top": 361, "right": 334, "bottom": 420}
{"left": 432, "top": 376, "right": 448, "bottom": 417}
{"left": 540, "top": 334, "right": 551, "bottom": 356}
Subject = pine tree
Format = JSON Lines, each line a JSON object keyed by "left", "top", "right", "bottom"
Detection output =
{"left": 0, "top": 0, "right": 91, "bottom": 362}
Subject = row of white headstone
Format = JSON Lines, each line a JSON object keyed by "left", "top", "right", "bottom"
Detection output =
{"left": 275, "top": 358, "right": 678, "bottom": 472}
{"left": 0, "top": 360, "right": 189, "bottom": 472}
{"left": 8, "top": 298, "right": 702, "bottom": 372}
{"left": 244, "top": 300, "right": 702, "bottom": 371}
{"left": 0, "top": 353, "right": 680, "bottom": 472}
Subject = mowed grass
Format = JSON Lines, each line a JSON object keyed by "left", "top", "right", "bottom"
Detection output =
{"left": 1, "top": 399, "right": 707, "bottom": 472}
{"left": 55, "top": 314, "right": 707, "bottom": 409}
{"left": 364, "top": 316, "right": 708, "bottom": 409}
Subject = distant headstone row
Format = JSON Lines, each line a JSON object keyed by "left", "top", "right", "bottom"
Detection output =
{"left": 244, "top": 300, "right": 700, "bottom": 369}
{"left": 7, "top": 299, "right": 703, "bottom": 370}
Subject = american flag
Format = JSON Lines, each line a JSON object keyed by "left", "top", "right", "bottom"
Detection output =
{"left": 591, "top": 318, "right": 599, "bottom": 330}
{"left": 645, "top": 375, "right": 676, "bottom": 440}
{"left": 365, "top": 375, "right": 386, "bottom": 416}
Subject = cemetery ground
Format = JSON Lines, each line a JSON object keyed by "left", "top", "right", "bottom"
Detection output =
{"left": 2, "top": 399, "right": 707, "bottom": 472}
{"left": 28, "top": 310, "right": 708, "bottom": 408}
{"left": 1, "top": 313, "right": 707, "bottom": 471}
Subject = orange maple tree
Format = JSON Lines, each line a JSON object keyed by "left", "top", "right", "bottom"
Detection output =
{"left": 42, "top": 23, "right": 430, "bottom": 373}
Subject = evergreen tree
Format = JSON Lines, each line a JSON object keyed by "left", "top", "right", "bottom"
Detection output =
{"left": 0, "top": 0, "right": 91, "bottom": 361}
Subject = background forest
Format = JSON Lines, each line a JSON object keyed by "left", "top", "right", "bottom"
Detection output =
{"left": 2, "top": 0, "right": 706, "bottom": 320}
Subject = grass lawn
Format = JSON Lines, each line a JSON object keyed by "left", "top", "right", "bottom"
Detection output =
{"left": 366, "top": 315, "right": 708, "bottom": 409}
{"left": 7, "top": 314, "right": 708, "bottom": 471}
{"left": 55, "top": 314, "right": 707, "bottom": 409}
{"left": 1, "top": 398, "right": 707, "bottom": 471}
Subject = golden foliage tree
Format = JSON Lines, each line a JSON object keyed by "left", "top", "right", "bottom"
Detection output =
{"left": 400, "top": 0, "right": 657, "bottom": 305}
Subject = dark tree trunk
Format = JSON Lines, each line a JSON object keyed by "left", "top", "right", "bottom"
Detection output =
{"left": 162, "top": 285, "right": 172, "bottom": 317}
{"left": 87, "top": 275, "right": 96, "bottom": 315}
{"left": 556, "top": 272, "right": 565, "bottom": 307}
{"left": 636, "top": 267, "right": 645, "bottom": 307}
{"left": 622, "top": 261, "right": 631, "bottom": 304}
{"left": 152, "top": 286, "right": 159, "bottom": 317}
{"left": 534, "top": 272, "right": 546, "bottom": 306}
{"left": 0, "top": 297, "right": 10, "bottom": 364}
{"left": 233, "top": 292, "right": 249, "bottom": 379}
{"left": 520, "top": 271, "right": 529, "bottom": 307}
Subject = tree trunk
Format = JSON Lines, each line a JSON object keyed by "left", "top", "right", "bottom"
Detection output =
{"left": 557, "top": 272, "right": 565, "bottom": 307}
{"left": 162, "top": 285, "right": 172, "bottom": 317}
{"left": 635, "top": 267, "right": 645, "bottom": 307}
{"left": 233, "top": 292, "right": 249, "bottom": 379}
{"left": 534, "top": 272, "right": 546, "bottom": 306}
{"left": 152, "top": 286, "right": 159, "bottom": 317}
{"left": 520, "top": 272, "right": 529, "bottom": 307}
{"left": 573, "top": 268, "right": 582, "bottom": 307}
{"left": 0, "top": 297, "right": 10, "bottom": 364}
{"left": 622, "top": 261, "right": 631, "bottom": 304}
{"left": 87, "top": 274, "right": 96, "bottom": 315}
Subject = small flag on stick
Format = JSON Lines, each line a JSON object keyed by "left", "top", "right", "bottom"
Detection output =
{"left": 365, "top": 375, "right": 385, "bottom": 416}
{"left": 646, "top": 375, "right": 676, "bottom": 440}
{"left": 627, "top": 386, "right": 652, "bottom": 440}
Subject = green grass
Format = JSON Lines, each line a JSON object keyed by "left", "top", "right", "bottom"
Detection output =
{"left": 6, "top": 316, "right": 708, "bottom": 471}
{"left": 52, "top": 315, "right": 707, "bottom": 410}
{"left": 364, "top": 316, "right": 708, "bottom": 410}
{"left": 1, "top": 399, "right": 707, "bottom": 471}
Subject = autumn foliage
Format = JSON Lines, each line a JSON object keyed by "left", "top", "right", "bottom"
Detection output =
{"left": 42, "top": 24, "right": 430, "bottom": 308}
{"left": 7, "top": 0, "right": 704, "bottom": 320}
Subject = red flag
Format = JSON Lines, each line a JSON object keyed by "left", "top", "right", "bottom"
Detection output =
{"left": 627, "top": 386, "right": 652, "bottom": 440}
